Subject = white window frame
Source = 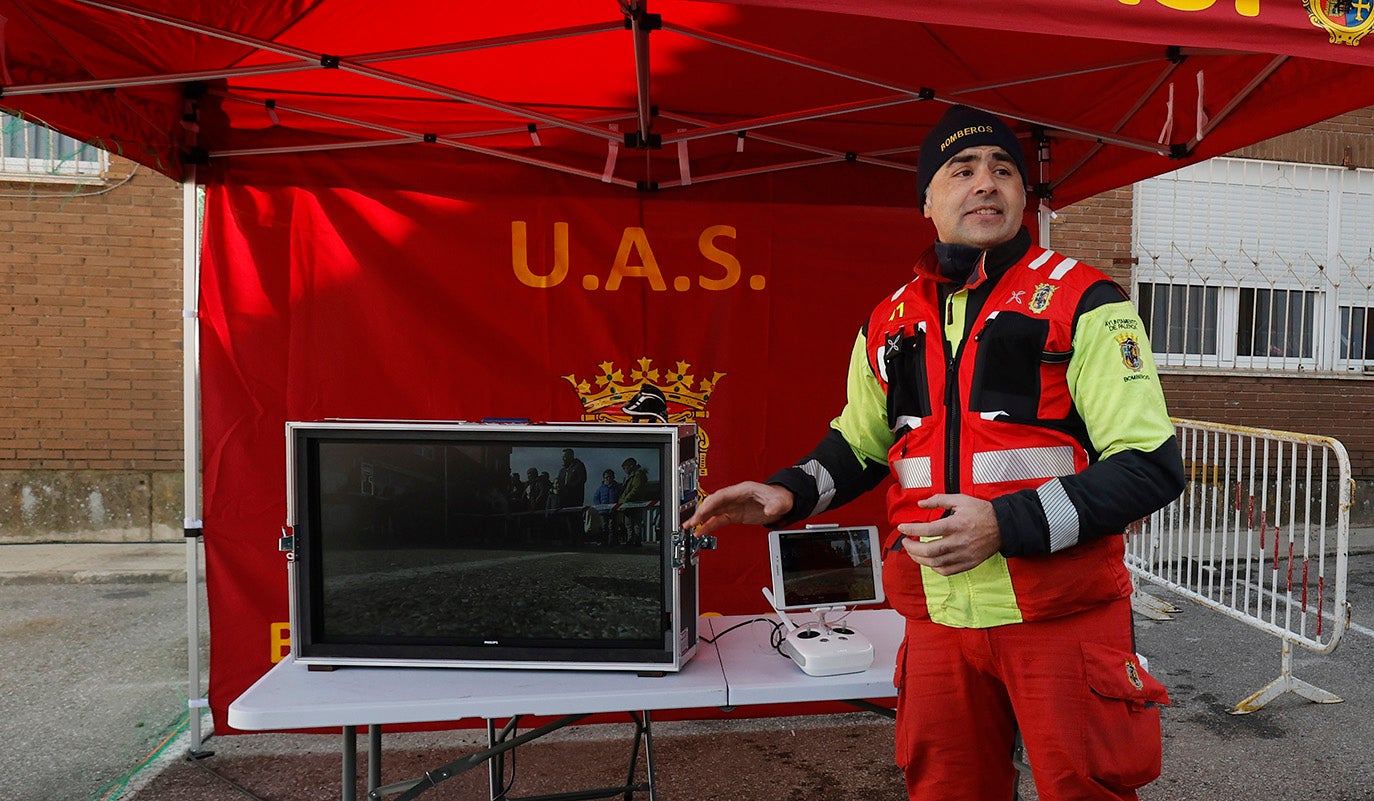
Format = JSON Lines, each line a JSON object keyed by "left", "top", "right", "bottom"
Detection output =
{"left": 0, "top": 113, "right": 108, "bottom": 183}
{"left": 1133, "top": 157, "right": 1374, "bottom": 375}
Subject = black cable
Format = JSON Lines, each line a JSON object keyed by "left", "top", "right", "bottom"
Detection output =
{"left": 699, "top": 617, "right": 793, "bottom": 659}
{"left": 698, "top": 616, "right": 774, "bottom": 644}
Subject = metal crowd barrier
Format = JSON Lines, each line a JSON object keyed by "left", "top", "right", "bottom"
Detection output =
{"left": 1126, "top": 418, "right": 1354, "bottom": 714}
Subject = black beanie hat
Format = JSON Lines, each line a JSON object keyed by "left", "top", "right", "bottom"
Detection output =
{"left": 916, "top": 105, "right": 1027, "bottom": 205}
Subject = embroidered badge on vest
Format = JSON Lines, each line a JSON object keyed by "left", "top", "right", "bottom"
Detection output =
{"left": 1028, "top": 283, "right": 1056, "bottom": 314}
{"left": 1115, "top": 332, "right": 1144, "bottom": 372}
{"left": 1126, "top": 660, "right": 1144, "bottom": 691}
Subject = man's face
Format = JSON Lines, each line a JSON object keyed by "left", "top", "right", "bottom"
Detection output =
{"left": 922, "top": 145, "right": 1026, "bottom": 249}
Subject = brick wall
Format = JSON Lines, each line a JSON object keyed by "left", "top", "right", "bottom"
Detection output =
{"left": 1229, "top": 106, "right": 1374, "bottom": 169}
{"left": 1159, "top": 373, "right": 1374, "bottom": 475}
{"left": 0, "top": 157, "right": 184, "bottom": 542}
{"left": 1046, "top": 187, "right": 1135, "bottom": 287}
{"left": 0, "top": 157, "right": 183, "bottom": 471}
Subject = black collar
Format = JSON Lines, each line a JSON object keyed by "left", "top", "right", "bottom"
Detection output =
{"left": 931, "top": 227, "right": 1033, "bottom": 288}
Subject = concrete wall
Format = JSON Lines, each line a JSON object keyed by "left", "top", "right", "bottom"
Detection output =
{"left": 0, "top": 469, "right": 182, "bottom": 542}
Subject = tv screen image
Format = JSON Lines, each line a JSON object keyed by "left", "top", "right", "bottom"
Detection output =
{"left": 314, "top": 440, "right": 665, "bottom": 644}
{"left": 287, "top": 422, "right": 701, "bottom": 671}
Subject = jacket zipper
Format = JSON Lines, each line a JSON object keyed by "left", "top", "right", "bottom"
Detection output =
{"left": 943, "top": 291, "right": 963, "bottom": 495}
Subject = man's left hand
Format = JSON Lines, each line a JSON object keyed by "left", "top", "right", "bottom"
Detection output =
{"left": 895, "top": 494, "right": 1002, "bottom": 576}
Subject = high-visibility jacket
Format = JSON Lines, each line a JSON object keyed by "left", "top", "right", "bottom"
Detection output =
{"left": 767, "top": 229, "right": 1184, "bottom": 628}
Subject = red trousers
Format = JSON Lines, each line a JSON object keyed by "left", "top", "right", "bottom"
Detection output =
{"left": 893, "top": 597, "right": 1169, "bottom": 801}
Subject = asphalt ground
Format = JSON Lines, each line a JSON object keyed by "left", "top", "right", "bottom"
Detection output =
{"left": 4, "top": 541, "right": 1374, "bottom": 801}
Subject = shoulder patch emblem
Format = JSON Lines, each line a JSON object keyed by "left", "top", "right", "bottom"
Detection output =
{"left": 1116, "top": 332, "right": 1143, "bottom": 372}
{"left": 1028, "top": 283, "right": 1056, "bottom": 314}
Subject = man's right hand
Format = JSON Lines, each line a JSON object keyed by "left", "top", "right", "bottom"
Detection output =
{"left": 681, "top": 481, "right": 794, "bottom": 537}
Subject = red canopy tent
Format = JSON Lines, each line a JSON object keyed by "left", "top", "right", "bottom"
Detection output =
{"left": 4, "top": 0, "right": 1374, "bottom": 738}
{"left": 7, "top": 0, "right": 1374, "bottom": 201}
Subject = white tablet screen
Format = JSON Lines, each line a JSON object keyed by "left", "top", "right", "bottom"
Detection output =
{"left": 768, "top": 526, "right": 884, "bottom": 610}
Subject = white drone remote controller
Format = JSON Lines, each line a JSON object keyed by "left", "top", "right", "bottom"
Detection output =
{"left": 763, "top": 588, "right": 875, "bottom": 677}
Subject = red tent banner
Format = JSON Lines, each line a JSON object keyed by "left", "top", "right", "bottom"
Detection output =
{"left": 9, "top": 0, "right": 1374, "bottom": 734}
{"left": 5, "top": 1, "right": 1374, "bottom": 202}
{"left": 198, "top": 151, "right": 913, "bottom": 729}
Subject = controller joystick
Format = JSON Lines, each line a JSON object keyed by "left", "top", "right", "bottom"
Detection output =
{"left": 778, "top": 621, "right": 874, "bottom": 677}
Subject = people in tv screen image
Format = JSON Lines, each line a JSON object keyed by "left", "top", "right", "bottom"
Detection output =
{"left": 591, "top": 468, "right": 623, "bottom": 545}
{"left": 683, "top": 106, "right": 1186, "bottom": 801}
{"left": 316, "top": 440, "right": 668, "bottom": 644}
{"left": 617, "top": 457, "right": 660, "bottom": 546}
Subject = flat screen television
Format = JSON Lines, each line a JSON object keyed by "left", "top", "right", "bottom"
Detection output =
{"left": 284, "top": 420, "right": 702, "bottom": 672}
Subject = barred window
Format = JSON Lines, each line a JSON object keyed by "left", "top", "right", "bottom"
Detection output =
{"left": 1339, "top": 306, "right": 1374, "bottom": 361}
{"left": 1136, "top": 283, "right": 1219, "bottom": 357}
{"left": 1134, "top": 157, "right": 1374, "bottom": 374}
{"left": 0, "top": 112, "right": 107, "bottom": 181}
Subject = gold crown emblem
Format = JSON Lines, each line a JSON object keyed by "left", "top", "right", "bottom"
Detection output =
{"left": 563, "top": 357, "right": 725, "bottom": 418}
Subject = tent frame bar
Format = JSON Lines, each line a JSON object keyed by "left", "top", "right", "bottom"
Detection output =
{"left": 65, "top": 0, "right": 622, "bottom": 143}
{"left": 180, "top": 165, "right": 206, "bottom": 755}
{"left": 1, "top": 21, "right": 624, "bottom": 97}
{"left": 30, "top": 0, "right": 1287, "bottom": 195}
{"left": 1190, "top": 54, "right": 1287, "bottom": 149}
{"left": 48, "top": 0, "right": 1258, "bottom": 188}
{"left": 1049, "top": 60, "right": 1186, "bottom": 195}
{"left": 211, "top": 91, "right": 639, "bottom": 187}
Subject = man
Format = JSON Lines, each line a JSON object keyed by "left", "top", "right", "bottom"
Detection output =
{"left": 557, "top": 448, "right": 588, "bottom": 509}
{"left": 555, "top": 448, "right": 589, "bottom": 540}
{"left": 592, "top": 468, "right": 623, "bottom": 544}
{"left": 620, "top": 457, "right": 651, "bottom": 544}
{"left": 682, "top": 105, "right": 1185, "bottom": 801}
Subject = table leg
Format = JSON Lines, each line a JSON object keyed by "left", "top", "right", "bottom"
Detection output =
{"left": 486, "top": 719, "right": 500, "bottom": 800}
{"left": 369, "top": 725, "right": 383, "bottom": 793}
{"left": 642, "top": 711, "right": 657, "bottom": 801}
{"left": 343, "top": 726, "right": 357, "bottom": 801}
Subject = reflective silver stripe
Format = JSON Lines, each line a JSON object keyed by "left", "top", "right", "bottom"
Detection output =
{"left": 1037, "top": 478, "right": 1081, "bottom": 552}
{"left": 799, "top": 459, "right": 836, "bottom": 515}
{"left": 1049, "top": 257, "right": 1078, "bottom": 280}
{"left": 1027, "top": 250, "right": 1054, "bottom": 271}
{"left": 971, "top": 445, "right": 1075, "bottom": 484}
{"left": 892, "top": 456, "right": 933, "bottom": 489}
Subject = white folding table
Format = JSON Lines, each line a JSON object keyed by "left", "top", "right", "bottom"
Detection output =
{"left": 227, "top": 609, "right": 902, "bottom": 801}
{"left": 706, "top": 609, "right": 903, "bottom": 708}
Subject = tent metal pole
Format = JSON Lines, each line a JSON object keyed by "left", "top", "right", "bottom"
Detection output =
{"left": 181, "top": 164, "right": 207, "bottom": 755}
{"left": 654, "top": 155, "right": 850, "bottom": 188}
{"left": 2, "top": 22, "right": 620, "bottom": 98}
{"left": 1049, "top": 60, "right": 1183, "bottom": 196}
{"left": 1188, "top": 55, "right": 1287, "bottom": 149}
{"left": 67, "top": 0, "right": 618, "bottom": 143}
{"left": 628, "top": 2, "right": 653, "bottom": 145}
{"left": 210, "top": 93, "right": 640, "bottom": 188}
{"left": 659, "top": 94, "right": 920, "bottom": 144}
{"left": 659, "top": 111, "right": 919, "bottom": 174}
